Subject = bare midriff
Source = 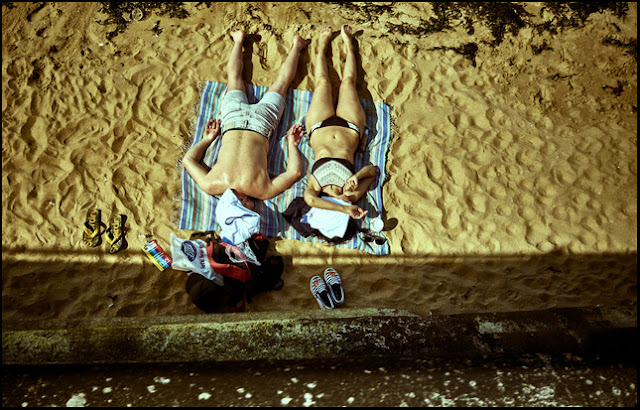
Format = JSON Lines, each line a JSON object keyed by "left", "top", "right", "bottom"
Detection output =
{"left": 309, "top": 126, "right": 359, "bottom": 162}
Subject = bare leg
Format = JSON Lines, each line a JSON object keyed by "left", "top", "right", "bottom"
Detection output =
{"left": 227, "top": 31, "right": 246, "bottom": 92}
{"left": 335, "top": 25, "right": 365, "bottom": 131}
{"left": 313, "top": 27, "right": 332, "bottom": 82}
{"left": 305, "top": 26, "right": 336, "bottom": 130}
{"left": 268, "top": 36, "right": 310, "bottom": 98}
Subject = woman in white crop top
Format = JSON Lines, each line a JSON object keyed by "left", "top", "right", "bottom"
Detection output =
{"left": 303, "top": 25, "right": 377, "bottom": 219}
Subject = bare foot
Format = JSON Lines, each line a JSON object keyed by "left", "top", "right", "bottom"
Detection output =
{"left": 293, "top": 35, "right": 311, "bottom": 51}
{"left": 231, "top": 30, "right": 245, "bottom": 43}
{"left": 341, "top": 24, "right": 354, "bottom": 52}
{"left": 341, "top": 24, "right": 353, "bottom": 38}
{"left": 319, "top": 26, "right": 331, "bottom": 50}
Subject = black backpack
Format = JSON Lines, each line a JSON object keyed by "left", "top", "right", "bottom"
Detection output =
{"left": 185, "top": 231, "right": 284, "bottom": 313}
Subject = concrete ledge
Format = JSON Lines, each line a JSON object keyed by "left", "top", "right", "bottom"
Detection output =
{"left": 2, "top": 305, "right": 636, "bottom": 365}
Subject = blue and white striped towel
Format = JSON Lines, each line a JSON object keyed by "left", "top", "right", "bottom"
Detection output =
{"left": 177, "top": 81, "right": 392, "bottom": 255}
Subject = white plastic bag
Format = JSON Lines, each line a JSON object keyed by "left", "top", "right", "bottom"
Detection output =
{"left": 170, "top": 233, "right": 224, "bottom": 286}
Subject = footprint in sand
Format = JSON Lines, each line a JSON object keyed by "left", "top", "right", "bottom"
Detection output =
{"left": 442, "top": 156, "right": 466, "bottom": 186}
{"left": 425, "top": 144, "right": 444, "bottom": 181}
{"left": 432, "top": 123, "right": 456, "bottom": 139}
{"left": 20, "top": 116, "right": 47, "bottom": 162}
{"left": 447, "top": 111, "right": 473, "bottom": 129}
{"left": 442, "top": 208, "right": 461, "bottom": 230}
{"left": 466, "top": 193, "right": 486, "bottom": 214}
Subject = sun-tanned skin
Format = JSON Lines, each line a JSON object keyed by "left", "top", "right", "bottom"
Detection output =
{"left": 303, "top": 25, "right": 377, "bottom": 219}
{"left": 183, "top": 31, "right": 310, "bottom": 209}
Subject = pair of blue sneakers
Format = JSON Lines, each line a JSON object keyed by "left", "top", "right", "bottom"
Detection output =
{"left": 310, "top": 268, "right": 345, "bottom": 310}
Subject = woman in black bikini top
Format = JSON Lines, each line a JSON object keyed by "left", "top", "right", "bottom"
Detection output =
{"left": 303, "top": 25, "right": 377, "bottom": 220}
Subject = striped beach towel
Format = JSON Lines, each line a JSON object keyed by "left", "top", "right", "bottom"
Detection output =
{"left": 177, "top": 81, "right": 392, "bottom": 255}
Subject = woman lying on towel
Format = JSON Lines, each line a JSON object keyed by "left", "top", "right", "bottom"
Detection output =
{"left": 303, "top": 25, "right": 377, "bottom": 220}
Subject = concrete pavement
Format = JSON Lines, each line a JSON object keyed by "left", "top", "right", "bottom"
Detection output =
{"left": 2, "top": 305, "right": 637, "bottom": 407}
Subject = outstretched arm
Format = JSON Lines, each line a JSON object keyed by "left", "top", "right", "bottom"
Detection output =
{"left": 182, "top": 119, "right": 225, "bottom": 195}
{"left": 267, "top": 124, "right": 304, "bottom": 197}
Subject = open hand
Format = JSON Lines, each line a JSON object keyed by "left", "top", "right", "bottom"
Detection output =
{"left": 203, "top": 119, "right": 221, "bottom": 141}
{"left": 287, "top": 124, "right": 304, "bottom": 146}
{"left": 346, "top": 204, "right": 367, "bottom": 219}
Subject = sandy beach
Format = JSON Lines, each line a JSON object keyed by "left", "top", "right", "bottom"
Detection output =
{"left": 2, "top": 2, "right": 636, "bottom": 321}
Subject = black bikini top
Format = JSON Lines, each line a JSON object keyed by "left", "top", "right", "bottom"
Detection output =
{"left": 308, "top": 116, "right": 361, "bottom": 138}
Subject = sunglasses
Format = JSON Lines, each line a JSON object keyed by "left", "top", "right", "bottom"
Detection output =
{"left": 361, "top": 232, "right": 387, "bottom": 245}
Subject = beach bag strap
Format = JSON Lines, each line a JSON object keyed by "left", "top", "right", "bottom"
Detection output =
{"left": 205, "top": 241, "right": 252, "bottom": 282}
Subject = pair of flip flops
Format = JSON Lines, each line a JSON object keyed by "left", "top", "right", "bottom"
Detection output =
{"left": 82, "top": 209, "right": 127, "bottom": 253}
{"left": 310, "top": 268, "right": 344, "bottom": 310}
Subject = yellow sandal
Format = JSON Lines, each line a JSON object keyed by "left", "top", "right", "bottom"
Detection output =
{"left": 82, "top": 209, "right": 102, "bottom": 247}
{"left": 106, "top": 214, "right": 127, "bottom": 253}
